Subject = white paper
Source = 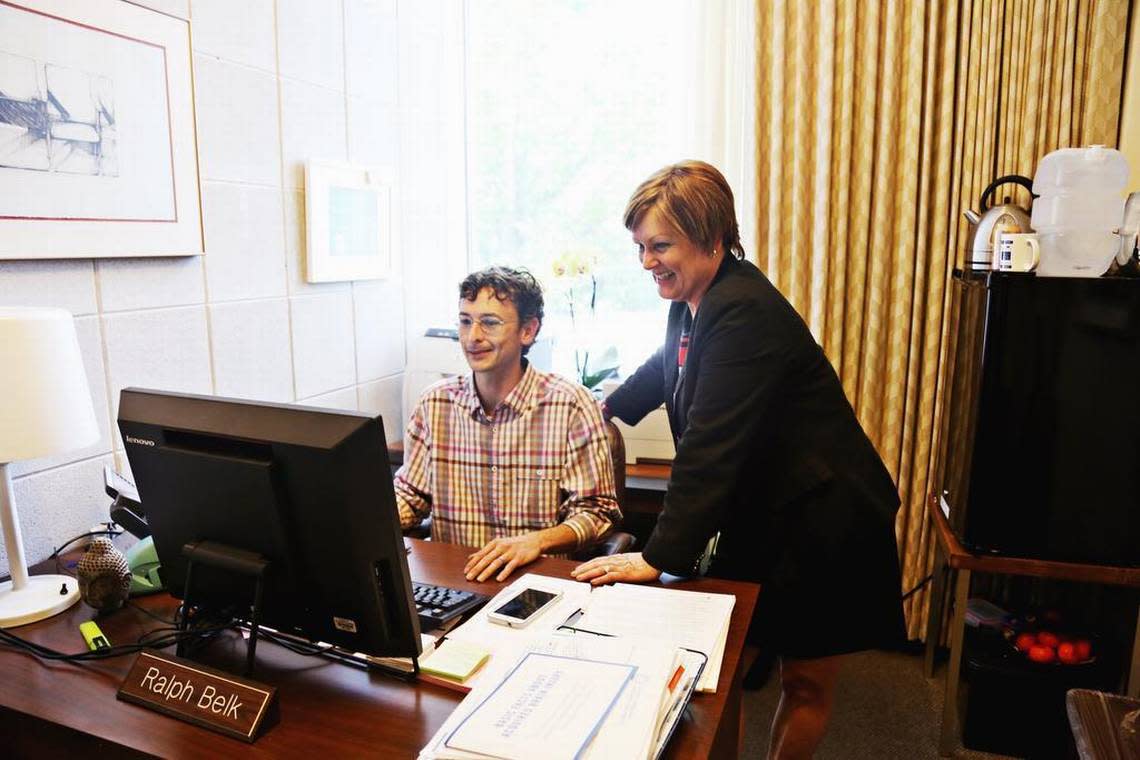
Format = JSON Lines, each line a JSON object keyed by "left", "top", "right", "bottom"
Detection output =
{"left": 443, "top": 652, "right": 635, "bottom": 760}
{"left": 574, "top": 583, "right": 735, "bottom": 692}
{"left": 444, "top": 573, "right": 593, "bottom": 688}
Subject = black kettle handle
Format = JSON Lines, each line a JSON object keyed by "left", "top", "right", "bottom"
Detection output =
{"left": 979, "top": 174, "right": 1036, "bottom": 211}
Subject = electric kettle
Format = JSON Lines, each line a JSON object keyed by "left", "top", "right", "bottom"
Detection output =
{"left": 963, "top": 175, "right": 1035, "bottom": 269}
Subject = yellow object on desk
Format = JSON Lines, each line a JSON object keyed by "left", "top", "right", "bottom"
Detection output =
{"left": 419, "top": 639, "right": 490, "bottom": 682}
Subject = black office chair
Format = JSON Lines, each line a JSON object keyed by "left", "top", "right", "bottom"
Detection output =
{"left": 401, "top": 420, "right": 637, "bottom": 558}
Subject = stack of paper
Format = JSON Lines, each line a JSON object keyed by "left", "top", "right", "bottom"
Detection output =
{"left": 572, "top": 583, "right": 734, "bottom": 692}
{"left": 445, "top": 575, "right": 591, "bottom": 650}
{"left": 419, "top": 573, "right": 734, "bottom": 758}
{"left": 441, "top": 574, "right": 733, "bottom": 693}
{"left": 418, "top": 635, "right": 704, "bottom": 760}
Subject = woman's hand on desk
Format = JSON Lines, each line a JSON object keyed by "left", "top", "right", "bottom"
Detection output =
{"left": 571, "top": 552, "right": 662, "bottom": 586}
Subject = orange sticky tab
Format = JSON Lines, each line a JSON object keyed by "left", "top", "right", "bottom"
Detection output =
{"left": 667, "top": 665, "right": 685, "bottom": 692}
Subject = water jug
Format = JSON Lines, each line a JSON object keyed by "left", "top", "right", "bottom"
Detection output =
{"left": 1031, "top": 146, "right": 1129, "bottom": 277}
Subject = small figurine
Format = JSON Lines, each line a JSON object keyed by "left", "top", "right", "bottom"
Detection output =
{"left": 77, "top": 537, "right": 132, "bottom": 613}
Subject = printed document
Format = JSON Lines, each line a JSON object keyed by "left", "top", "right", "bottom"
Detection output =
{"left": 420, "top": 636, "right": 684, "bottom": 760}
{"left": 573, "top": 583, "right": 734, "bottom": 691}
{"left": 446, "top": 574, "right": 592, "bottom": 652}
{"left": 443, "top": 574, "right": 592, "bottom": 688}
{"left": 443, "top": 652, "right": 635, "bottom": 760}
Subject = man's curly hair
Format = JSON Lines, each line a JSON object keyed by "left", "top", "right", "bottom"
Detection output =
{"left": 459, "top": 267, "right": 544, "bottom": 355}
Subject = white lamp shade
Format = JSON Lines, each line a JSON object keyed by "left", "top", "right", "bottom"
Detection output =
{"left": 0, "top": 307, "right": 99, "bottom": 462}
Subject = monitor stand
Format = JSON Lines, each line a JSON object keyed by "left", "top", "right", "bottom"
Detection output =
{"left": 178, "top": 540, "right": 270, "bottom": 677}
{"left": 175, "top": 539, "right": 420, "bottom": 682}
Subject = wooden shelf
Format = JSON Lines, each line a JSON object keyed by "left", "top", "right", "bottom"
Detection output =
{"left": 927, "top": 494, "right": 1140, "bottom": 588}
{"left": 925, "top": 493, "right": 1140, "bottom": 754}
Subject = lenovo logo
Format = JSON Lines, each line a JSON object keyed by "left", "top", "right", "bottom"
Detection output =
{"left": 125, "top": 435, "right": 156, "bottom": 447}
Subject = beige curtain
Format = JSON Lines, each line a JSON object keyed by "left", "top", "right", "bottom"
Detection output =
{"left": 755, "top": 0, "right": 1130, "bottom": 639}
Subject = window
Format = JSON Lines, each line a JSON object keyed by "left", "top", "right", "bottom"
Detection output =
{"left": 464, "top": 0, "right": 754, "bottom": 379}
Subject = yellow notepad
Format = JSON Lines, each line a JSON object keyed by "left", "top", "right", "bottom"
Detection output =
{"left": 420, "top": 640, "right": 490, "bottom": 682}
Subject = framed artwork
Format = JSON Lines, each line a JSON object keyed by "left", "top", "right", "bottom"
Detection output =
{"left": 0, "top": 0, "right": 202, "bottom": 258}
{"left": 304, "top": 160, "right": 394, "bottom": 283}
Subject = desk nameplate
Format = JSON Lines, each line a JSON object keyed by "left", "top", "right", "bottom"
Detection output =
{"left": 117, "top": 650, "right": 278, "bottom": 743}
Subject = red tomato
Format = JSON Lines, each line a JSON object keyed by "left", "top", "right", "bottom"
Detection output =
{"left": 1027, "top": 645, "right": 1056, "bottom": 663}
{"left": 1074, "top": 639, "right": 1092, "bottom": 661}
{"left": 1015, "top": 633, "right": 1037, "bottom": 652}
{"left": 1037, "top": 631, "right": 1060, "bottom": 648}
{"left": 1057, "top": 642, "right": 1080, "bottom": 664}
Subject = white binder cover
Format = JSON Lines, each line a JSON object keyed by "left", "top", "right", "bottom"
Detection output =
{"left": 443, "top": 652, "right": 635, "bottom": 760}
{"left": 420, "top": 636, "right": 693, "bottom": 760}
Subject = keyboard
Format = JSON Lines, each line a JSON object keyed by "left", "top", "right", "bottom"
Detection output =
{"left": 412, "top": 582, "right": 488, "bottom": 631}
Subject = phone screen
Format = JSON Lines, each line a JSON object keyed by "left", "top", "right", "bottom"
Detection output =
{"left": 492, "top": 588, "right": 559, "bottom": 621}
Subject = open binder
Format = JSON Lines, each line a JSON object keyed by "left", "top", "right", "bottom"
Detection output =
{"left": 652, "top": 648, "right": 707, "bottom": 760}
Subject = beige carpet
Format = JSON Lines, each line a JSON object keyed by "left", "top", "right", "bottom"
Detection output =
{"left": 740, "top": 648, "right": 1022, "bottom": 759}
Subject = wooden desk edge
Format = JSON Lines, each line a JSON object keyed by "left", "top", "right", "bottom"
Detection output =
{"left": 926, "top": 495, "right": 1140, "bottom": 587}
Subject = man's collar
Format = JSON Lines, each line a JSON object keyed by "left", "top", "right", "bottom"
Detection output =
{"left": 461, "top": 360, "right": 538, "bottom": 419}
{"left": 456, "top": 375, "right": 483, "bottom": 417}
{"left": 498, "top": 360, "right": 539, "bottom": 415}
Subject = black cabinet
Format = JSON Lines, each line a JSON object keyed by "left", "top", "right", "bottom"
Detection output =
{"left": 941, "top": 270, "right": 1140, "bottom": 567}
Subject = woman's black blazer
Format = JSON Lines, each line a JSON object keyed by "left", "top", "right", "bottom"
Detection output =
{"left": 605, "top": 255, "right": 900, "bottom": 582}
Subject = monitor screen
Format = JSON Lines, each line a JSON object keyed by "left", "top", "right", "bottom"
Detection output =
{"left": 118, "top": 388, "right": 421, "bottom": 659}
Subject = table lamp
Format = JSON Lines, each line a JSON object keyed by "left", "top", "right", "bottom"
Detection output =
{"left": 0, "top": 307, "right": 99, "bottom": 627}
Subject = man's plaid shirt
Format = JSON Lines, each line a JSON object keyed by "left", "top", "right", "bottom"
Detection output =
{"left": 394, "top": 363, "right": 621, "bottom": 553}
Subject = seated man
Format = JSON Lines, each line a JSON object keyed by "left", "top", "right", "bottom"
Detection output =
{"left": 395, "top": 266, "right": 621, "bottom": 582}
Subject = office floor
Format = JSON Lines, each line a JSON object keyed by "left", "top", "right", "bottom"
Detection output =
{"left": 740, "top": 648, "right": 1017, "bottom": 759}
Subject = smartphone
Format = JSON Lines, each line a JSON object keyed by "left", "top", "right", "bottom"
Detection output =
{"left": 486, "top": 588, "right": 563, "bottom": 628}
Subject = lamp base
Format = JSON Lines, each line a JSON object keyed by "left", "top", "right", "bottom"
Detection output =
{"left": 0, "top": 574, "right": 81, "bottom": 628}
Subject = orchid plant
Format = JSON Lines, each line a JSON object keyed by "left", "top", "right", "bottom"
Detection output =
{"left": 550, "top": 251, "right": 619, "bottom": 390}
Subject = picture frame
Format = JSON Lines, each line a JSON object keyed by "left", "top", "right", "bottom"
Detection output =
{"left": 304, "top": 160, "right": 394, "bottom": 283}
{"left": 0, "top": 0, "right": 202, "bottom": 259}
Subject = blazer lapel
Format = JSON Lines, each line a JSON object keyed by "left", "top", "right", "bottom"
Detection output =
{"left": 663, "top": 301, "right": 684, "bottom": 425}
{"left": 668, "top": 256, "right": 742, "bottom": 436}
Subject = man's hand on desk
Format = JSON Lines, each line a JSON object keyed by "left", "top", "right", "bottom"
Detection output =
{"left": 464, "top": 533, "right": 544, "bottom": 582}
{"left": 571, "top": 552, "right": 662, "bottom": 586}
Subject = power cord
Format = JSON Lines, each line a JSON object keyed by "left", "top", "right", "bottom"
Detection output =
{"left": 50, "top": 525, "right": 124, "bottom": 560}
{"left": 127, "top": 600, "right": 178, "bottom": 626}
{"left": 0, "top": 593, "right": 351, "bottom": 667}
{"left": 0, "top": 618, "right": 234, "bottom": 662}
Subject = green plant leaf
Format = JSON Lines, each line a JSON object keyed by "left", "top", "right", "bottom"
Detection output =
{"left": 582, "top": 365, "right": 618, "bottom": 389}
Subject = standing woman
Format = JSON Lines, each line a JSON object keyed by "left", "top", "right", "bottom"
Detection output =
{"left": 572, "top": 161, "right": 905, "bottom": 759}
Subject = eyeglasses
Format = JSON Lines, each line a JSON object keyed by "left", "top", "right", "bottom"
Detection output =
{"left": 457, "top": 316, "right": 514, "bottom": 335}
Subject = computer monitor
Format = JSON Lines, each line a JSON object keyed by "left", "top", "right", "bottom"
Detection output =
{"left": 118, "top": 388, "right": 421, "bottom": 661}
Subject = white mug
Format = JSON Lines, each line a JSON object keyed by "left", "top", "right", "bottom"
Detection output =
{"left": 997, "top": 233, "right": 1040, "bottom": 272}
